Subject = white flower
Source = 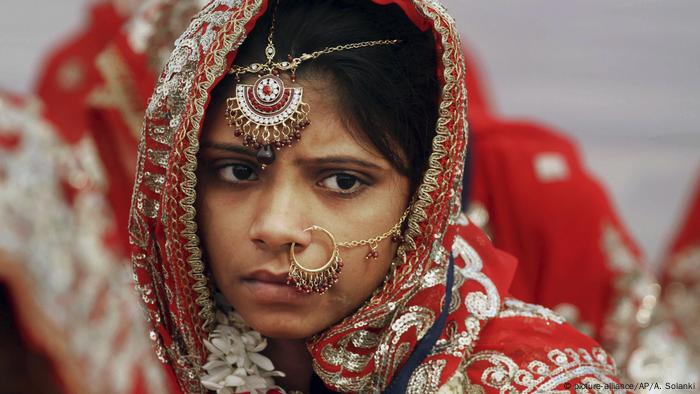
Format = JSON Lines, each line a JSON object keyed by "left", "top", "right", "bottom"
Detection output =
{"left": 201, "top": 310, "right": 285, "bottom": 393}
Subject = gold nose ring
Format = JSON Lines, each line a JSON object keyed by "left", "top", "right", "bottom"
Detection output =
{"left": 288, "top": 225, "right": 343, "bottom": 294}
{"left": 286, "top": 206, "right": 410, "bottom": 294}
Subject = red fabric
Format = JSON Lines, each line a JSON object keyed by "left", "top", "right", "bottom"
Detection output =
{"left": 127, "top": 1, "right": 623, "bottom": 391}
{"left": 460, "top": 40, "right": 648, "bottom": 349}
{"left": 467, "top": 115, "right": 644, "bottom": 340}
{"left": 659, "top": 171, "right": 700, "bottom": 354}
{"left": 88, "top": 105, "right": 138, "bottom": 255}
{"left": 309, "top": 221, "right": 518, "bottom": 391}
{"left": 86, "top": 33, "right": 157, "bottom": 255}
{"left": 110, "top": 35, "right": 160, "bottom": 105}
{"left": 0, "top": 91, "right": 25, "bottom": 150}
{"left": 34, "top": 2, "right": 125, "bottom": 144}
{"left": 25, "top": 4, "right": 181, "bottom": 392}
{"left": 470, "top": 315, "right": 625, "bottom": 393}
{"left": 372, "top": 0, "right": 432, "bottom": 31}
{"left": 0, "top": 88, "right": 179, "bottom": 394}
{"left": 33, "top": 1, "right": 130, "bottom": 252}
{"left": 664, "top": 172, "right": 700, "bottom": 264}
{"left": 307, "top": 2, "right": 472, "bottom": 389}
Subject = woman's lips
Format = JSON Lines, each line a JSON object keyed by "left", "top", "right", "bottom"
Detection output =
{"left": 245, "top": 270, "right": 289, "bottom": 284}
{"left": 241, "top": 270, "right": 310, "bottom": 302}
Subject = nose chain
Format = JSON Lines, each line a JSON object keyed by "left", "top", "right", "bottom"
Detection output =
{"left": 287, "top": 206, "right": 410, "bottom": 294}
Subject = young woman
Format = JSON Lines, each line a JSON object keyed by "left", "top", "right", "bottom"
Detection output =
{"left": 129, "top": 0, "right": 623, "bottom": 392}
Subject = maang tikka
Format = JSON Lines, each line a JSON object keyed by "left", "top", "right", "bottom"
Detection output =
{"left": 225, "top": 1, "right": 400, "bottom": 167}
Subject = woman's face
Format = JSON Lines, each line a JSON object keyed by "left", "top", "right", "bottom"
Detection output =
{"left": 197, "top": 77, "right": 411, "bottom": 339}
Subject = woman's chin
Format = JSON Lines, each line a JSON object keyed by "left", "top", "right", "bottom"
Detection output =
{"left": 241, "top": 312, "right": 328, "bottom": 339}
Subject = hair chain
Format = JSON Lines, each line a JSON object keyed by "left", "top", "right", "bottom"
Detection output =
{"left": 230, "top": 39, "right": 401, "bottom": 77}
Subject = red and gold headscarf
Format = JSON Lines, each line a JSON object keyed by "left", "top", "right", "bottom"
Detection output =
{"left": 129, "top": 1, "right": 619, "bottom": 392}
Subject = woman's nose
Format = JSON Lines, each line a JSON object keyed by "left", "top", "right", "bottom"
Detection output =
{"left": 248, "top": 186, "right": 310, "bottom": 252}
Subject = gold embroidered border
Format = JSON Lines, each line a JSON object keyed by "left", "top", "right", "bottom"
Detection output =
{"left": 466, "top": 347, "right": 618, "bottom": 393}
{"left": 179, "top": 0, "right": 263, "bottom": 334}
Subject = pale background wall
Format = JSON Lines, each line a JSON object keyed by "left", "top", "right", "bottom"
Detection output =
{"left": 1, "top": 1, "right": 699, "bottom": 268}
{"left": 442, "top": 0, "right": 700, "bottom": 268}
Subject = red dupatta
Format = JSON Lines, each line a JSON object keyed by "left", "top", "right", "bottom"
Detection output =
{"left": 129, "top": 1, "right": 621, "bottom": 392}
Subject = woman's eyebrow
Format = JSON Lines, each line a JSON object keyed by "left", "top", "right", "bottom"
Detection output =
{"left": 200, "top": 141, "right": 256, "bottom": 158}
{"left": 200, "top": 142, "right": 385, "bottom": 170}
{"left": 294, "top": 156, "right": 384, "bottom": 170}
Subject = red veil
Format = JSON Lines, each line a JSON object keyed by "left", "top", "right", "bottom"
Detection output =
{"left": 662, "top": 173, "right": 700, "bottom": 358}
{"left": 129, "top": 1, "right": 622, "bottom": 392}
{"left": 462, "top": 44, "right": 656, "bottom": 370}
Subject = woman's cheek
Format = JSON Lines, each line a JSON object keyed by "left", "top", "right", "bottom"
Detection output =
{"left": 327, "top": 247, "right": 393, "bottom": 316}
{"left": 200, "top": 193, "right": 239, "bottom": 284}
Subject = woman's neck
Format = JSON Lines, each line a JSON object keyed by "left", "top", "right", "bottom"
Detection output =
{"left": 264, "top": 338, "right": 313, "bottom": 393}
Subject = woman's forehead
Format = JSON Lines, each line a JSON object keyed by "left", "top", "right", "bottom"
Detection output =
{"left": 202, "top": 79, "right": 390, "bottom": 168}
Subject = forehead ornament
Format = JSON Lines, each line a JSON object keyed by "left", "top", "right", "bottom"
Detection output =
{"left": 225, "top": 2, "right": 400, "bottom": 167}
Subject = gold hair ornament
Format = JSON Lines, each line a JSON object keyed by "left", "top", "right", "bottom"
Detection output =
{"left": 225, "top": 1, "right": 400, "bottom": 167}
{"left": 287, "top": 208, "right": 409, "bottom": 294}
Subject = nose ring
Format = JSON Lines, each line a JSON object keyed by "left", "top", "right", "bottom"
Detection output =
{"left": 286, "top": 206, "right": 410, "bottom": 294}
{"left": 288, "top": 225, "right": 343, "bottom": 294}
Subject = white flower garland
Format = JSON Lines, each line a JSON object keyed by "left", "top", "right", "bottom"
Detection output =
{"left": 201, "top": 310, "right": 285, "bottom": 394}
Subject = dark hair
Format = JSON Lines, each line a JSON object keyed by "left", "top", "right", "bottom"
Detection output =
{"left": 218, "top": 0, "right": 438, "bottom": 189}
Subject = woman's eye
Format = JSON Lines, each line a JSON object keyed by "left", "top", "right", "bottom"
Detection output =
{"left": 319, "top": 173, "right": 366, "bottom": 194}
{"left": 217, "top": 163, "right": 258, "bottom": 182}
